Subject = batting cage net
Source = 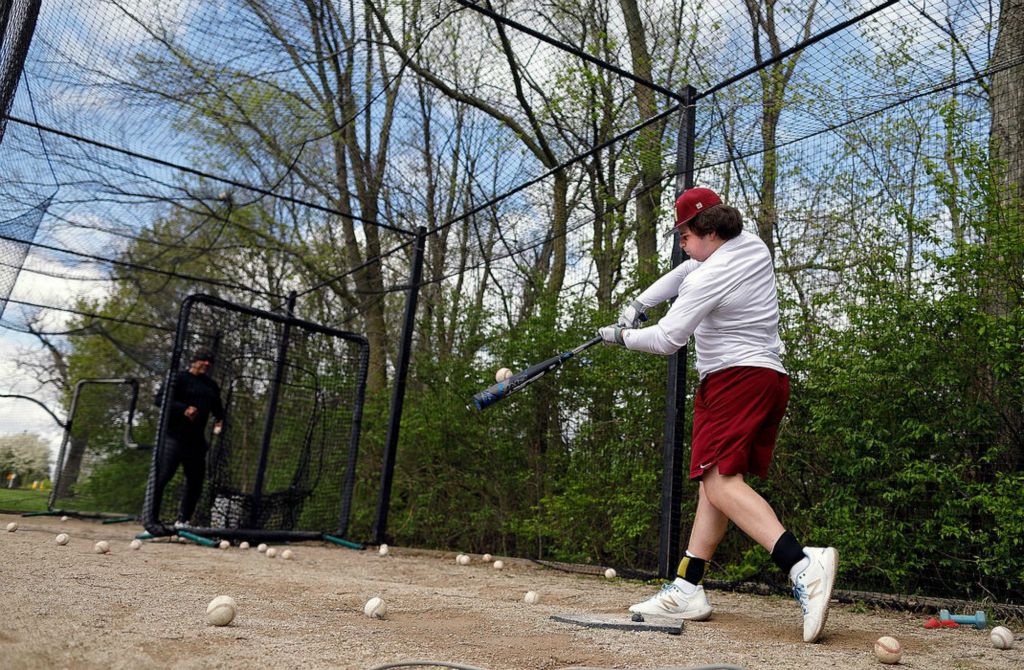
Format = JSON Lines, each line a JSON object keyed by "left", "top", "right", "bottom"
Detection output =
{"left": 142, "top": 294, "right": 369, "bottom": 542}
{"left": 47, "top": 378, "right": 153, "bottom": 519}
{"left": 0, "top": 0, "right": 1020, "bottom": 613}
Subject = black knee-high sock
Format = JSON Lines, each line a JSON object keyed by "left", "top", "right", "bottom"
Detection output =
{"left": 770, "top": 531, "right": 806, "bottom": 574}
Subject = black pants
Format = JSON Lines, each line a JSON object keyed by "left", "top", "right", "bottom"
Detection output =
{"left": 154, "top": 435, "right": 208, "bottom": 523}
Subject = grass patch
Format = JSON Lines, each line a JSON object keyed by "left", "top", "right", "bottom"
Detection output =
{"left": 0, "top": 487, "right": 51, "bottom": 513}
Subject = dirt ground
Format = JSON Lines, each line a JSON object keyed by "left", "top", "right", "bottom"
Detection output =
{"left": 1, "top": 513, "right": 1021, "bottom": 670}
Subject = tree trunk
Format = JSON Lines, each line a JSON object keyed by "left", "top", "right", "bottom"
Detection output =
{"left": 989, "top": 0, "right": 1024, "bottom": 203}
{"left": 618, "top": 0, "right": 666, "bottom": 281}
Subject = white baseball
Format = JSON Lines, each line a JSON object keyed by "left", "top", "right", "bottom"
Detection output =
{"left": 456, "top": 554, "right": 470, "bottom": 565}
{"left": 364, "top": 596, "right": 387, "bottom": 619}
{"left": 239, "top": 541, "right": 250, "bottom": 550}
{"left": 177, "top": 536, "right": 187, "bottom": 543}
{"left": 219, "top": 540, "right": 230, "bottom": 550}
{"left": 60, "top": 516, "right": 69, "bottom": 522}
{"left": 266, "top": 547, "right": 277, "bottom": 558}
{"left": 524, "top": 591, "right": 540, "bottom": 604}
{"left": 604, "top": 568, "right": 617, "bottom": 579}
{"left": 495, "top": 367, "right": 513, "bottom": 382}
{"left": 281, "top": 549, "right": 293, "bottom": 560}
{"left": 206, "top": 595, "right": 236, "bottom": 626}
{"left": 6, "top": 522, "right": 17, "bottom": 532}
{"left": 493, "top": 560, "right": 504, "bottom": 570}
{"left": 55, "top": 533, "right": 69, "bottom": 546}
{"left": 482, "top": 553, "right": 493, "bottom": 562}
{"left": 94, "top": 540, "right": 110, "bottom": 554}
{"left": 257, "top": 543, "right": 268, "bottom": 553}
{"left": 130, "top": 539, "right": 142, "bottom": 550}
{"left": 378, "top": 544, "right": 389, "bottom": 556}
{"left": 874, "top": 636, "right": 902, "bottom": 664}
{"left": 991, "top": 625, "right": 1014, "bottom": 650}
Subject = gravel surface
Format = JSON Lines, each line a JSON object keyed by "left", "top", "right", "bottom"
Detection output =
{"left": 1, "top": 513, "right": 1021, "bottom": 669}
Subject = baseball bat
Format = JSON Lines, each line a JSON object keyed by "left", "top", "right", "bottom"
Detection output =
{"left": 470, "top": 335, "right": 603, "bottom": 411}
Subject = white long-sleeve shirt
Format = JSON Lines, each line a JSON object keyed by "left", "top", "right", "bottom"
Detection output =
{"left": 622, "top": 231, "right": 786, "bottom": 379}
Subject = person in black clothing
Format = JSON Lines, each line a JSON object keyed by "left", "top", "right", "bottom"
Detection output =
{"left": 153, "top": 350, "right": 224, "bottom": 527}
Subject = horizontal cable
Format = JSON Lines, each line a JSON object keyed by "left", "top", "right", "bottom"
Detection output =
{"left": 453, "top": 0, "right": 686, "bottom": 103}
{"left": 4, "top": 114, "right": 414, "bottom": 237}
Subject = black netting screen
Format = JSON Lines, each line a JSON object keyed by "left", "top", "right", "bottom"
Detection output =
{"left": 0, "top": 0, "right": 41, "bottom": 145}
{"left": 49, "top": 378, "right": 152, "bottom": 518}
{"left": 143, "top": 294, "right": 369, "bottom": 540}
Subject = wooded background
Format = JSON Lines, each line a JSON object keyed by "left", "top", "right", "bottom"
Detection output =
{"left": 0, "top": 0, "right": 1021, "bottom": 606}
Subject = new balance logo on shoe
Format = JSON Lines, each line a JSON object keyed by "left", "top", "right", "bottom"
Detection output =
{"left": 628, "top": 583, "right": 713, "bottom": 621}
{"left": 792, "top": 547, "right": 838, "bottom": 643}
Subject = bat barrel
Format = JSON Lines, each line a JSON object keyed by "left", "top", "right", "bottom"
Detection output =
{"left": 471, "top": 383, "right": 505, "bottom": 411}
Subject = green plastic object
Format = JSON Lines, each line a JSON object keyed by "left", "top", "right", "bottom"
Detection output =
{"left": 323, "top": 534, "right": 363, "bottom": 550}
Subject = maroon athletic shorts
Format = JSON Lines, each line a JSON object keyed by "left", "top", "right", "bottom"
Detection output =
{"left": 690, "top": 366, "right": 790, "bottom": 480}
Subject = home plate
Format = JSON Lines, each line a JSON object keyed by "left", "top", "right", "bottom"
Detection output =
{"left": 550, "top": 613, "right": 684, "bottom": 635}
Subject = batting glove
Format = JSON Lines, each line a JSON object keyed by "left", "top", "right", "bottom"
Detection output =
{"left": 598, "top": 324, "right": 627, "bottom": 346}
{"left": 616, "top": 299, "right": 649, "bottom": 328}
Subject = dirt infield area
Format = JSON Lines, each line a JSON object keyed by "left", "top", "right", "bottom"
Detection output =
{"left": 1, "top": 513, "right": 1021, "bottom": 670}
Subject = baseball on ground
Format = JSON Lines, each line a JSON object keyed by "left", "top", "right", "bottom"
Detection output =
{"left": 456, "top": 554, "right": 470, "bottom": 565}
{"left": 364, "top": 596, "right": 387, "bottom": 619}
{"left": 239, "top": 541, "right": 250, "bottom": 550}
{"left": 495, "top": 367, "right": 513, "bottom": 382}
{"left": 482, "top": 553, "right": 493, "bottom": 562}
{"left": 55, "top": 533, "right": 69, "bottom": 546}
{"left": 874, "top": 636, "right": 902, "bottom": 664}
{"left": 281, "top": 549, "right": 293, "bottom": 560}
{"left": 493, "top": 560, "right": 504, "bottom": 570}
{"left": 94, "top": 540, "right": 110, "bottom": 554}
{"left": 130, "top": 539, "right": 142, "bottom": 550}
{"left": 266, "top": 547, "right": 277, "bottom": 558}
{"left": 991, "top": 625, "right": 1014, "bottom": 649}
{"left": 219, "top": 540, "right": 230, "bottom": 550}
{"left": 257, "top": 543, "right": 268, "bottom": 553}
{"left": 206, "top": 595, "right": 236, "bottom": 626}
{"left": 6, "top": 522, "right": 17, "bottom": 532}
{"left": 604, "top": 568, "right": 617, "bottom": 579}
{"left": 60, "top": 516, "right": 69, "bottom": 522}
{"left": 524, "top": 591, "right": 540, "bottom": 604}
{"left": 378, "top": 544, "right": 389, "bottom": 556}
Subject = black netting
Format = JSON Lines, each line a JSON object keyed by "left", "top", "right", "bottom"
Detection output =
{"left": 49, "top": 378, "right": 152, "bottom": 518}
{"left": 143, "top": 294, "right": 369, "bottom": 540}
{"left": 1, "top": 0, "right": 1020, "bottom": 609}
{"left": 0, "top": 0, "right": 41, "bottom": 145}
{"left": 0, "top": 197, "right": 47, "bottom": 321}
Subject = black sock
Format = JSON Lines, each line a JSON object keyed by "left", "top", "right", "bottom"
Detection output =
{"left": 770, "top": 531, "right": 806, "bottom": 574}
{"left": 677, "top": 553, "right": 707, "bottom": 584}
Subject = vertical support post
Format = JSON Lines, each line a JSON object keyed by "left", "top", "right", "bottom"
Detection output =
{"left": 251, "top": 290, "right": 297, "bottom": 527}
{"left": 372, "top": 226, "right": 427, "bottom": 545}
{"left": 48, "top": 381, "right": 84, "bottom": 508}
{"left": 659, "top": 85, "right": 697, "bottom": 580}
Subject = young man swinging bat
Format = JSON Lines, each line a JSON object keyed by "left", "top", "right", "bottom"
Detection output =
{"left": 598, "top": 187, "right": 838, "bottom": 643}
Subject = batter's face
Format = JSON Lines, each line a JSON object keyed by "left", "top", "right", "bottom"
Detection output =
{"left": 189, "top": 359, "right": 212, "bottom": 375}
{"left": 678, "top": 226, "right": 724, "bottom": 262}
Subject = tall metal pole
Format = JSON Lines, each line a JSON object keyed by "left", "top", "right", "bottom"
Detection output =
{"left": 251, "top": 290, "right": 297, "bottom": 527}
{"left": 658, "top": 85, "right": 697, "bottom": 579}
{"left": 372, "top": 226, "right": 427, "bottom": 545}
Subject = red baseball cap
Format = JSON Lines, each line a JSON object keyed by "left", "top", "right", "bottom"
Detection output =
{"left": 667, "top": 187, "right": 722, "bottom": 236}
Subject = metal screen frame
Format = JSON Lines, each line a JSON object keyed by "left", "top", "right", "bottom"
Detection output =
{"left": 142, "top": 293, "right": 369, "bottom": 543}
{"left": 44, "top": 377, "right": 145, "bottom": 519}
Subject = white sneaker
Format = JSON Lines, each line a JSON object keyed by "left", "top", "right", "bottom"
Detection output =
{"left": 628, "top": 583, "right": 712, "bottom": 621}
{"left": 173, "top": 520, "right": 188, "bottom": 530}
{"left": 792, "top": 547, "right": 838, "bottom": 642}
